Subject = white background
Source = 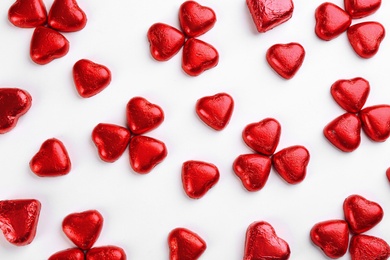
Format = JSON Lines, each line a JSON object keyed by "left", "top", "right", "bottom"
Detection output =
{"left": 1, "top": 0, "right": 390, "bottom": 259}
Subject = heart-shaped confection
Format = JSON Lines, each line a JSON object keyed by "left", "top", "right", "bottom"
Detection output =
{"left": 266, "top": 43, "right": 305, "bottom": 79}
{"left": 48, "top": 0, "right": 87, "bottom": 32}
{"left": 49, "top": 248, "right": 85, "bottom": 260}
{"left": 310, "top": 220, "right": 349, "bottom": 259}
{"left": 92, "top": 123, "right": 131, "bottom": 163}
{"left": 147, "top": 23, "right": 185, "bottom": 61}
{"left": 168, "top": 227, "right": 206, "bottom": 260}
{"left": 242, "top": 118, "right": 281, "bottom": 156}
{"left": 244, "top": 221, "right": 290, "bottom": 260}
{"left": 196, "top": 92, "right": 234, "bottom": 131}
{"left": 343, "top": 194, "right": 383, "bottom": 234}
{"left": 126, "top": 97, "right": 164, "bottom": 135}
{"left": 179, "top": 1, "right": 216, "bottom": 38}
{"left": 182, "top": 160, "right": 220, "bottom": 199}
{"left": 272, "top": 145, "right": 310, "bottom": 184}
{"left": 0, "top": 199, "right": 41, "bottom": 246}
{"left": 315, "top": 2, "right": 352, "bottom": 41}
{"left": 349, "top": 234, "right": 390, "bottom": 260}
{"left": 8, "top": 0, "right": 47, "bottom": 28}
{"left": 73, "top": 59, "right": 112, "bottom": 98}
{"left": 347, "top": 22, "right": 385, "bottom": 59}
{"left": 331, "top": 77, "right": 370, "bottom": 113}
{"left": 86, "top": 246, "right": 127, "bottom": 260}
{"left": 233, "top": 154, "right": 272, "bottom": 192}
{"left": 30, "top": 138, "right": 71, "bottom": 177}
{"left": 129, "top": 135, "right": 167, "bottom": 174}
{"left": 246, "top": 0, "right": 294, "bottom": 33}
{"left": 387, "top": 168, "right": 390, "bottom": 183}
{"left": 323, "top": 113, "right": 361, "bottom": 152}
{"left": 0, "top": 88, "right": 32, "bottom": 134}
{"left": 359, "top": 105, "right": 390, "bottom": 142}
{"left": 62, "top": 210, "right": 103, "bottom": 250}
{"left": 30, "top": 26, "right": 69, "bottom": 65}
{"left": 182, "top": 38, "right": 219, "bottom": 76}
{"left": 344, "top": 0, "right": 382, "bottom": 19}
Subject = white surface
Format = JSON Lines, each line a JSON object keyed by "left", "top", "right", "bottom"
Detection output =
{"left": 0, "top": 0, "right": 390, "bottom": 259}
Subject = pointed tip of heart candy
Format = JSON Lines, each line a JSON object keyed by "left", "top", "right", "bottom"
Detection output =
{"left": 8, "top": 0, "right": 47, "bottom": 28}
{"left": 168, "top": 227, "right": 207, "bottom": 260}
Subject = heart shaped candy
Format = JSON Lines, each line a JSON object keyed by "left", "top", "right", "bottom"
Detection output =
{"left": 182, "top": 160, "right": 220, "bottom": 199}
{"left": 266, "top": 43, "right": 305, "bottom": 79}
{"left": 73, "top": 59, "right": 112, "bottom": 98}
{"left": 30, "top": 138, "right": 71, "bottom": 177}
{"left": 196, "top": 93, "right": 234, "bottom": 131}
{"left": 168, "top": 227, "right": 206, "bottom": 260}
{"left": 179, "top": 1, "right": 216, "bottom": 38}
{"left": 386, "top": 168, "right": 390, "bottom": 183}
{"left": 49, "top": 248, "right": 85, "bottom": 260}
{"left": 244, "top": 221, "right": 290, "bottom": 260}
{"left": 310, "top": 220, "right": 349, "bottom": 259}
{"left": 48, "top": 0, "right": 87, "bottom": 32}
{"left": 349, "top": 234, "right": 390, "bottom": 260}
{"left": 0, "top": 199, "right": 41, "bottom": 246}
{"left": 8, "top": 0, "right": 47, "bottom": 28}
{"left": 331, "top": 77, "right": 370, "bottom": 113}
{"left": 86, "top": 246, "right": 127, "bottom": 260}
{"left": 359, "top": 105, "right": 390, "bottom": 142}
{"left": 92, "top": 123, "right": 131, "bottom": 163}
{"left": 62, "top": 210, "right": 103, "bottom": 250}
{"left": 344, "top": 0, "right": 382, "bottom": 19}
{"left": 0, "top": 88, "right": 32, "bottom": 134}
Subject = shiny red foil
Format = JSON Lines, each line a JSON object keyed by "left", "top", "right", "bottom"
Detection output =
{"left": 168, "top": 227, "right": 206, "bottom": 260}
{"left": 359, "top": 105, "right": 390, "bottom": 142}
{"left": 349, "top": 234, "right": 390, "bottom": 260}
{"left": 179, "top": 1, "right": 216, "bottom": 38}
{"left": 8, "top": 0, "right": 47, "bottom": 28}
{"left": 49, "top": 248, "right": 85, "bottom": 260}
{"left": 48, "top": 0, "right": 87, "bottom": 32}
{"left": 86, "top": 246, "right": 127, "bottom": 260}
{"left": 386, "top": 168, "right": 390, "bottom": 183}
{"left": 344, "top": 0, "right": 382, "bottom": 19}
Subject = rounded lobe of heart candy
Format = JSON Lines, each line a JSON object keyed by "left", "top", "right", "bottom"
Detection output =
{"left": 30, "top": 26, "right": 70, "bottom": 65}
{"left": 62, "top": 210, "right": 103, "bottom": 250}
{"left": 244, "top": 221, "right": 290, "bottom": 260}
{"left": 168, "top": 227, "right": 206, "bottom": 260}
{"left": 86, "top": 246, "right": 127, "bottom": 260}
{"left": 347, "top": 22, "right": 385, "bottom": 59}
{"left": 0, "top": 88, "right": 32, "bottom": 134}
{"left": 30, "top": 138, "right": 71, "bottom": 177}
{"left": 310, "top": 219, "right": 349, "bottom": 259}
{"left": 359, "top": 105, "right": 390, "bottom": 142}
{"left": 181, "top": 160, "right": 220, "bottom": 199}
{"left": 349, "top": 234, "right": 390, "bottom": 260}
{"left": 242, "top": 118, "right": 281, "bottom": 156}
{"left": 266, "top": 42, "right": 305, "bottom": 79}
{"left": 330, "top": 77, "right": 370, "bottom": 113}
{"left": 233, "top": 154, "right": 272, "bottom": 192}
{"left": 0, "top": 199, "right": 41, "bottom": 246}
{"left": 246, "top": 0, "right": 294, "bottom": 33}
{"left": 49, "top": 248, "right": 85, "bottom": 260}
{"left": 182, "top": 38, "right": 219, "bottom": 76}
{"left": 179, "top": 1, "right": 216, "bottom": 38}
{"left": 315, "top": 2, "right": 352, "bottom": 41}
{"left": 344, "top": 0, "right": 382, "bottom": 19}
{"left": 323, "top": 113, "right": 361, "bottom": 152}
{"left": 343, "top": 194, "right": 383, "bottom": 234}
{"left": 8, "top": 0, "right": 47, "bottom": 28}
{"left": 196, "top": 92, "right": 234, "bottom": 131}
{"left": 73, "top": 59, "right": 112, "bottom": 98}
{"left": 147, "top": 23, "right": 185, "bottom": 61}
{"left": 92, "top": 123, "right": 131, "bottom": 163}
{"left": 48, "top": 0, "right": 87, "bottom": 32}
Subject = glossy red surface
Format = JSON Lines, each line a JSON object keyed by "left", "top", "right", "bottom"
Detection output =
{"left": 8, "top": 0, "right": 47, "bottom": 28}
{"left": 359, "top": 105, "right": 390, "bottom": 142}
{"left": 48, "top": 248, "right": 85, "bottom": 260}
{"left": 179, "top": 1, "right": 216, "bottom": 38}
{"left": 168, "top": 227, "right": 206, "bottom": 260}
{"left": 344, "top": 0, "right": 382, "bottom": 19}
{"left": 48, "top": 0, "right": 87, "bottom": 32}
{"left": 86, "top": 246, "right": 127, "bottom": 260}
{"left": 349, "top": 234, "right": 390, "bottom": 260}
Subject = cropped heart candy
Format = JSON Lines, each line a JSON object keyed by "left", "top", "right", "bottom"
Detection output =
{"left": 242, "top": 118, "right": 281, "bottom": 156}
{"left": 343, "top": 194, "right": 383, "bottom": 234}
{"left": 0, "top": 199, "right": 41, "bottom": 246}
{"left": 347, "top": 22, "right": 385, "bottom": 59}
{"left": 92, "top": 123, "right": 131, "bottom": 163}
{"left": 49, "top": 248, "right": 85, "bottom": 260}
{"left": 244, "top": 221, "right": 290, "bottom": 260}
{"left": 387, "top": 168, "right": 390, "bottom": 183}
{"left": 233, "top": 154, "right": 272, "bottom": 192}
{"left": 179, "top": 1, "right": 216, "bottom": 38}
{"left": 344, "top": 0, "right": 382, "bottom": 19}
{"left": 323, "top": 113, "right": 361, "bottom": 152}
{"left": 129, "top": 135, "right": 167, "bottom": 174}
{"left": 310, "top": 220, "right": 349, "bottom": 259}
{"left": 62, "top": 210, "right": 103, "bottom": 250}
{"left": 196, "top": 92, "right": 234, "bottom": 131}
{"left": 8, "top": 0, "right": 47, "bottom": 28}
{"left": 86, "top": 246, "right": 127, "bottom": 260}
{"left": 359, "top": 105, "right": 390, "bottom": 142}
{"left": 182, "top": 38, "right": 219, "bottom": 76}
{"left": 168, "top": 227, "right": 206, "bottom": 260}
{"left": 182, "top": 160, "right": 220, "bottom": 199}
{"left": 30, "top": 26, "right": 69, "bottom": 65}
{"left": 272, "top": 145, "right": 310, "bottom": 184}
{"left": 30, "top": 138, "right": 71, "bottom": 177}
{"left": 331, "top": 77, "right": 370, "bottom": 113}
{"left": 266, "top": 43, "right": 305, "bottom": 79}
{"left": 48, "top": 0, "right": 87, "bottom": 32}
{"left": 0, "top": 88, "right": 32, "bottom": 134}
{"left": 73, "top": 59, "right": 112, "bottom": 98}
{"left": 349, "top": 234, "right": 390, "bottom": 260}
{"left": 147, "top": 23, "right": 185, "bottom": 61}
{"left": 246, "top": 0, "right": 294, "bottom": 33}
{"left": 315, "top": 2, "right": 352, "bottom": 41}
